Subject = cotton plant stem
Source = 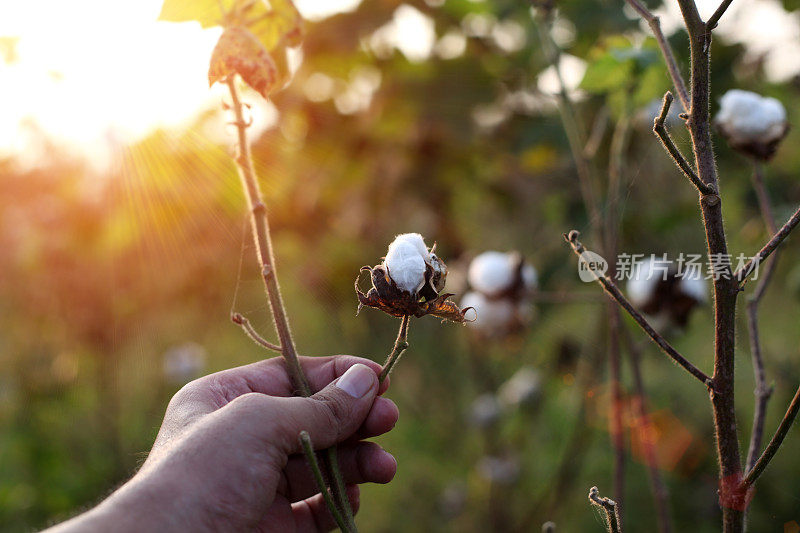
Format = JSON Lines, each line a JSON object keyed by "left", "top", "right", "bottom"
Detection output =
{"left": 742, "top": 384, "right": 800, "bottom": 488}
{"left": 225, "top": 77, "right": 355, "bottom": 531}
{"left": 299, "top": 431, "right": 350, "bottom": 533}
{"left": 744, "top": 161, "right": 778, "bottom": 472}
{"left": 734, "top": 204, "right": 800, "bottom": 283}
{"left": 673, "top": 1, "right": 741, "bottom": 529}
{"left": 624, "top": 0, "right": 690, "bottom": 111}
{"left": 379, "top": 315, "right": 410, "bottom": 383}
{"left": 588, "top": 486, "right": 622, "bottom": 533}
{"left": 564, "top": 231, "right": 713, "bottom": 387}
{"left": 623, "top": 332, "right": 673, "bottom": 533}
{"left": 231, "top": 312, "right": 282, "bottom": 352}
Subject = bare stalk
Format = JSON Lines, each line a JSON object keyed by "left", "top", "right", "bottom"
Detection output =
{"left": 231, "top": 312, "right": 282, "bottom": 352}
{"left": 623, "top": 332, "right": 673, "bottom": 533}
{"left": 652, "top": 92, "right": 715, "bottom": 196}
{"left": 742, "top": 384, "right": 800, "bottom": 488}
{"left": 379, "top": 315, "right": 410, "bottom": 383}
{"left": 624, "top": 0, "right": 690, "bottom": 110}
{"left": 734, "top": 203, "right": 800, "bottom": 283}
{"left": 225, "top": 77, "right": 354, "bottom": 530}
{"left": 588, "top": 486, "right": 622, "bottom": 533}
{"left": 744, "top": 161, "right": 778, "bottom": 471}
{"left": 298, "top": 431, "right": 350, "bottom": 533}
{"left": 564, "top": 231, "right": 713, "bottom": 388}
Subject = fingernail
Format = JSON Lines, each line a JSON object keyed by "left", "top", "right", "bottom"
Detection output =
{"left": 336, "top": 364, "right": 375, "bottom": 398}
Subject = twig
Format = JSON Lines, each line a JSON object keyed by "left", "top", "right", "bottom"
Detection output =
{"left": 734, "top": 204, "right": 800, "bottom": 284}
{"left": 744, "top": 161, "right": 778, "bottom": 471}
{"left": 563, "top": 231, "right": 713, "bottom": 388}
{"left": 652, "top": 92, "right": 715, "bottom": 196}
{"left": 742, "top": 384, "right": 800, "bottom": 488}
{"left": 623, "top": 0, "right": 690, "bottom": 110}
{"left": 379, "top": 315, "right": 410, "bottom": 383}
{"left": 706, "top": 0, "right": 734, "bottom": 31}
{"left": 231, "top": 312, "right": 282, "bottom": 352}
{"left": 588, "top": 486, "right": 622, "bottom": 533}
{"left": 225, "top": 77, "right": 355, "bottom": 530}
{"left": 623, "top": 331, "right": 673, "bottom": 533}
{"left": 298, "top": 431, "right": 351, "bottom": 533}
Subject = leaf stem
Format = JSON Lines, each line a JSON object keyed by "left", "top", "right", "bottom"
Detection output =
{"left": 231, "top": 312, "right": 282, "bottom": 353}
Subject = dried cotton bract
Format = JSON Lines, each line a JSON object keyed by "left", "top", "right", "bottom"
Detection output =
{"left": 356, "top": 233, "right": 470, "bottom": 322}
{"left": 716, "top": 89, "right": 788, "bottom": 160}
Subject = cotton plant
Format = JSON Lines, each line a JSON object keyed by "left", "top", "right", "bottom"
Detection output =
{"left": 715, "top": 89, "right": 789, "bottom": 161}
{"left": 460, "top": 251, "right": 538, "bottom": 339}
{"left": 625, "top": 256, "right": 707, "bottom": 333}
{"left": 355, "top": 233, "right": 472, "bottom": 382}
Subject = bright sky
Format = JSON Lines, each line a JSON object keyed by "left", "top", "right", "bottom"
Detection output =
{"left": 1, "top": 0, "right": 798, "bottom": 169}
{"left": 0, "top": 0, "right": 361, "bottom": 167}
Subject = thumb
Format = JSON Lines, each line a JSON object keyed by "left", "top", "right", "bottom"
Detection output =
{"left": 268, "top": 363, "right": 379, "bottom": 454}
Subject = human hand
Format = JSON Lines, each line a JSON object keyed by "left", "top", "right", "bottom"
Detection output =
{"left": 49, "top": 356, "right": 398, "bottom": 533}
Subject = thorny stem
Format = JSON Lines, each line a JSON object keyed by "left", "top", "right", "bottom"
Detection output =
{"left": 623, "top": 332, "right": 673, "bottom": 533}
{"left": 564, "top": 231, "right": 713, "bottom": 388}
{"left": 623, "top": 0, "right": 690, "bottom": 110}
{"left": 379, "top": 315, "right": 410, "bottom": 383}
{"left": 225, "top": 77, "right": 355, "bottom": 531}
{"left": 588, "top": 486, "right": 622, "bottom": 533}
{"left": 742, "top": 384, "right": 800, "bottom": 488}
{"left": 734, "top": 203, "right": 800, "bottom": 284}
{"left": 652, "top": 92, "right": 715, "bottom": 196}
{"left": 298, "top": 431, "right": 351, "bottom": 533}
{"left": 744, "top": 161, "right": 778, "bottom": 472}
{"left": 231, "top": 312, "right": 282, "bottom": 352}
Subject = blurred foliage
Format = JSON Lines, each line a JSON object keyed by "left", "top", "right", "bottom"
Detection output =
{"left": 3, "top": 0, "right": 800, "bottom": 531}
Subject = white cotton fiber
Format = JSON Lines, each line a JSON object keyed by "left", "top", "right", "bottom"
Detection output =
{"left": 679, "top": 272, "right": 707, "bottom": 303}
{"left": 468, "top": 251, "right": 516, "bottom": 296}
{"left": 385, "top": 233, "right": 436, "bottom": 294}
{"left": 626, "top": 257, "right": 668, "bottom": 307}
{"left": 461, "top": 290, "right": 516, "bottom": 334}
{"left": 717, "top": 90, "right": 787, "bottom": 143}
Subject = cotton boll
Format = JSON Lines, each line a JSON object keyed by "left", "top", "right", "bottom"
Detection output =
{"left": 392, "top": 233, "right": 430, "bottom": 261}
{"left": 626, "top": 258, "right": 668, "bottom": 308}
{"left": 385, "top": 237, "right": 428, "bottom": 294}
{"left": 522, "top": 263, "right": 538, "bottom": 291}
{"left": 679, "top": 271, "right": 707, "bottom": 304}
{"left": 468, "top": 393, "right": 503, "bottom": 428}
{"left": 716, "top": 90, "right": 788, "bottom": 159}
{"left": 461, "top": 291, "right": 516, "bottom": 336}
{"left": 468, "top": 251, "right": 516, "bottom": 296}
{"left": 498, "top": 367, "right": 541, "bottom": 408}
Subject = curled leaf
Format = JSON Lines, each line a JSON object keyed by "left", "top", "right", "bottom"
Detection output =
{"left": 208, "top": 26, "right": 278, "bottom": 98}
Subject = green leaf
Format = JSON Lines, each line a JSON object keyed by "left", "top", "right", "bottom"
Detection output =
{"left": 579, "top": 53, "right": 634, "bottom": 93}
{"left": 158, "top": 0, "right": 230, "bottom": 28}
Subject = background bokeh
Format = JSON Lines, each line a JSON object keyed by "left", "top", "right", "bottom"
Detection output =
{"left": 2, "top": 0, "right": 800, "bottom": 531}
